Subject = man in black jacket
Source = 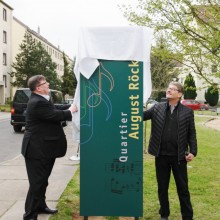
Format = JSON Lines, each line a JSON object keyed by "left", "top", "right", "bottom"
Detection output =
{"left": 21, "top": 75, "right": 78, "bottom": 220}
{"left": 143, "top": 82, "right": 197, "bottom": 220}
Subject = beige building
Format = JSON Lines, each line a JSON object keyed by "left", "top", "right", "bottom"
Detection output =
{"left": 0, "top": 0, "right": 73, "bottom": 104}
{"left": 11, "top": 17, "right": 73, "bottom": 97}
{"left": 0, "top": 0, "right": 13, "bottom": 104}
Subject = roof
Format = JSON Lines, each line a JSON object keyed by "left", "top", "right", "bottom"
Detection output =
{"left": 0, "top": 0, "right": 13, "bottom": 10}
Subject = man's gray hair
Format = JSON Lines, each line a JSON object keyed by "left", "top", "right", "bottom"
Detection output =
{"left": 28, "top": 75, "right": 46, "bottom": 91}
{"left": 169, "top": 81, "right": 184, "bottom": 94}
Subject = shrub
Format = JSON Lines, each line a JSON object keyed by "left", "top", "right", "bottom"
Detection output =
{"left": 184, "top": 73, "right": 197, "bottom": 99}
{"left": 205, "top": 86, "right": 219, "bottom": 106}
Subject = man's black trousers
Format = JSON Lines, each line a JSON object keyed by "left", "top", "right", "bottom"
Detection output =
{"left": 155, "top": 156, "right": 193, "bottom": 219}
{"left": 24, "top": 157, "right": 55, "bottom": 219}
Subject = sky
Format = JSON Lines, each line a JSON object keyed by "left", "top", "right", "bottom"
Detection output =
{"left": 5, "top": 0, "right": 136, "bottom": 58}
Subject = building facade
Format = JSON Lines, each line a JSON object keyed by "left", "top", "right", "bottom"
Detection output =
{"left": 0, "top": 0, "right": 73, "bottom": 104}
{"left": 0, "top": 0, "right": 12, "bottom": 104}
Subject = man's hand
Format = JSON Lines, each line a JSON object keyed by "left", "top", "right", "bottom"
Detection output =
{"left": 69, "top": 104, "right": 78, "bottom": 113}
{"left": 185, "top": 153, "right": 194, "bottom": 162}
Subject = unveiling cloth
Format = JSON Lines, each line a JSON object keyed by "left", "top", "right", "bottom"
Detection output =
{"left": 72, "top": 26, "right": 154, "bottom": 142}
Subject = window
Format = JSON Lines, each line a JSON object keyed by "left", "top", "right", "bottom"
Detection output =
{"left": 3, "top": 31, "right": 7, "bottom": 43}
{"left": 3, "top": 8, "right": 7, "bottom": 21}
{"left": 14, "top": 90, "right": 31, "bottom": 103}
{"left": 3, "top": 75, "right": 7, "bottom": 88}
{"left": 3, "top": 53, "right": 7, "bottom": 65}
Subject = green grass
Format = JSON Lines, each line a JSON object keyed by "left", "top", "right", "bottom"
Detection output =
{"left": 0, "top": 104, "right": 10, "bottom": 112}
{"left": 50, "top": 116, "right": 220, "bottom": 220}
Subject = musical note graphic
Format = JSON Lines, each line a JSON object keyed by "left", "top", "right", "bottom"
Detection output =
{"left": 105, "top": 160, "right": 142, "bottom": 175}
{"left": 80, "top": 61, "right": 115, "bottom": 144}
{"left": 80, "top": 79, "right": 95, "bottom": 144}
{"left": 104, "top": 159, "right": 143, "bottom": 194}
{"left": 86, "top": 62, "right": 114, "bottom": 120}
{"left": 108, "top": 177, "right": 142, "bottom": 195}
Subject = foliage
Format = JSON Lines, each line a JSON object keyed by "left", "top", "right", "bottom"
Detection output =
{"left": 0, "top": 104, "right": 10, "bottom": 112}
{"left": 152, "top": 90, "right": 166, "bottom": 102}
{"left": 205, "top": 85, "right": 219, "bottom": 106}
{"left": 61, "top": 54, "right": 77, "bottom": 97}
{"left": 9, "top": 32, "right": 61, "bottom": 90}
{"left": 120, "top": 0, "right": 220, "bottom": 88}
{"left": 184, "top": 73, "right": 197, "bottom": 99}
{"left": 150, "top": 36, "right": 179, "bottom": 98}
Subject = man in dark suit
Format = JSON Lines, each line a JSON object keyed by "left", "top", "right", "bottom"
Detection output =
{"left": 21, "top": 75, "right": 78, "bottom": 220}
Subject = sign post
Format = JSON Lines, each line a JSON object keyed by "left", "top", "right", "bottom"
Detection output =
{"left": 80, "top": 59, "right": 143, "bottom": 217}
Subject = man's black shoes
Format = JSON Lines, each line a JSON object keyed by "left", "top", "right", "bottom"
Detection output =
{"left": 23, "top": 207, "right": 57, "bottom": 219}
{"left": 23, "top": 218, "right": 37, "bottom": 220}
{"left": 23, "top": 212, "right": 38, "bottom": 220}
{"left": 37, "top": 207, "right": 58, "bottom": 214}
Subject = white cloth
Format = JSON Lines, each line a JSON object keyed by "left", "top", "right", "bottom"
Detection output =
{"left": 72, "top": 26, "right": 154, "bottom": 142}
{"left": 72, "top": 83, "right": 80, "bottom": 142}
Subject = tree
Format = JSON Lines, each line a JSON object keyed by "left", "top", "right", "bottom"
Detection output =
{"left": 10, "top": 32, "right": 61, "bottom": 90}
{"left": 150, "top": 36, "right": 179, "bottom": 100}
{"left": 120, "top": 0, "right": 220, "bottom": 88}
{"left": 183, "top": 73, "right": 197, "bottom": 99}
{"left": 205, "top": 85, "right": 219, "bottom": 106}
{"left": 61, "top": 53, "right": 77, "bottom": 97}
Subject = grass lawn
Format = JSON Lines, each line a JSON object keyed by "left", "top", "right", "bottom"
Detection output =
{"left": 0, "top": 104, "right": 10, "bottom": 112}
{"left": 50, "top": 116, "right": 220, "bottom": 220}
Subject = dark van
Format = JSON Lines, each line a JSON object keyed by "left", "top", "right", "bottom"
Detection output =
{"left": 11, "top": 88, "right": 68, "bottom": 132}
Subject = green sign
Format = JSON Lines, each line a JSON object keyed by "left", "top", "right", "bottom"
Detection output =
{"left": 80, "top": 60, "right": 143, "bottom": 217}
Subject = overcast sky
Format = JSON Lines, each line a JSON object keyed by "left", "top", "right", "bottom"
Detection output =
{"left": 5, "top": 0, "right": 137, "bottom": 58}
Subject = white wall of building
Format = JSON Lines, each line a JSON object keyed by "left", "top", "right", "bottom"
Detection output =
{"left": 0, "top": 1, "right": 13, "bottom": 104}
{"left": 11, "top": 17, "right": 27, "bottom": 96}
{"left": 11, "top": 19, "right": 74, "bottom": 99}
{"left": 11, "top": 17, "right": 70, "bottom": 97}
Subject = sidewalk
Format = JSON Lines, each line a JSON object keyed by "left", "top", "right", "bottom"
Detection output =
{"left": 0, "top": 114, "right": 79, "bottom": 220}
{"left": 204, "top": 117, "right": 220, "bottom": 130}
{"left": 0, "top": 111, "right": 10, "bottom": 120}
{"left": 195, "top": 112, "right": 220, "bottom": 131}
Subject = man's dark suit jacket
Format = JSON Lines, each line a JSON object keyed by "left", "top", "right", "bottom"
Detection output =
{"left": 21, "top": 93, "right": 72, "bottom": 159}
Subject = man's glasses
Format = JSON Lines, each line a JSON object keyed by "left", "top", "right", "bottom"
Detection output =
{"left": 167, "top": 87, "right": 179, "bottom": 92}
{"left": 38, "top": 81, "right": 47, "bottom": 87}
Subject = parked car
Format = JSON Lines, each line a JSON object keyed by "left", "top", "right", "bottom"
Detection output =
{"left": 160, "top": 97, "right": 167, "bottom": 102}
{"left": 181, "top": 99, "right": 209, "bottom": 110}
{"left": 11, "top": 88, "right": 69, "bottom": 132}
{"left": 65, "top": 98, "right": 74, "bottom": 104}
